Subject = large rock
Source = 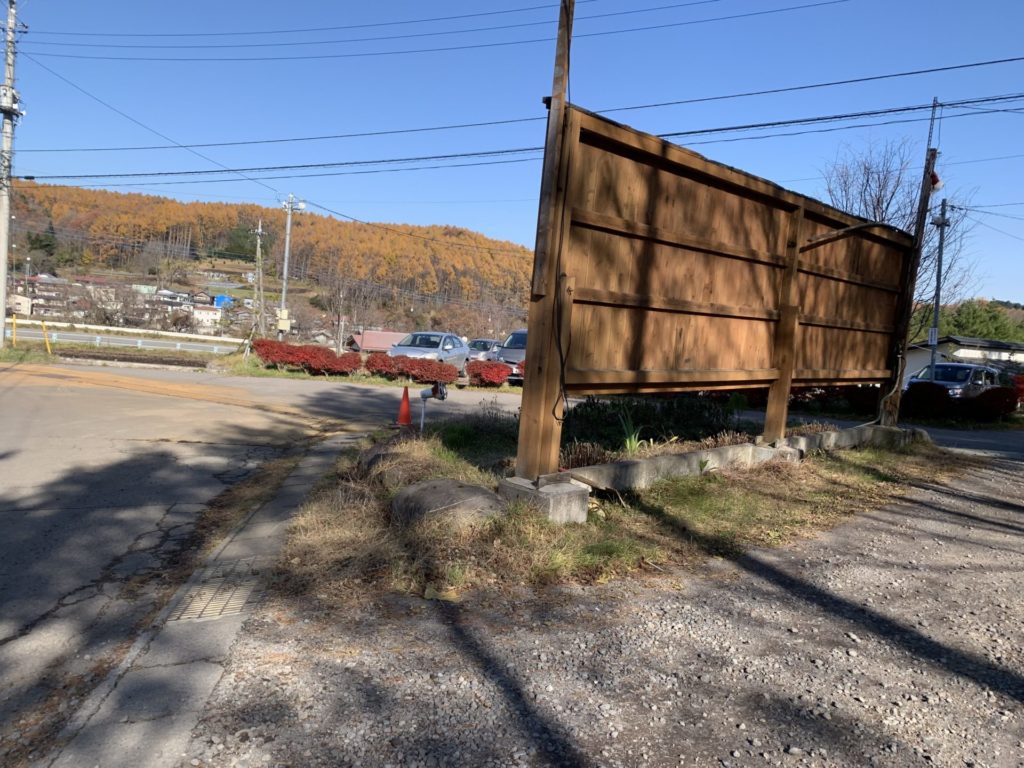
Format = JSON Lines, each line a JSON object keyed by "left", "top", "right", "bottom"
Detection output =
{"left": 390, "top": 480, "right": 504, "bottom": 529}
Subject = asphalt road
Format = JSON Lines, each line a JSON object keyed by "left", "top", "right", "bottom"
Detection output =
{"left": 5, "top": 327, "right": 241, "bottom": 354}
{"left": 0, "top": 362, "right": 525, "bottom": 730}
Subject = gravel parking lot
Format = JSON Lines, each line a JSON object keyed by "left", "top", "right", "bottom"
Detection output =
{"left": 184, "top": 457, "right": 1024, "bottom": 768}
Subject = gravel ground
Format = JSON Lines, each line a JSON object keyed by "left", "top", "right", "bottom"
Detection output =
{"left": 182, "top": 457, "right": 1024, "bottom": 768}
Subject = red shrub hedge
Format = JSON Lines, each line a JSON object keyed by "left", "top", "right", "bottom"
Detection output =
{"left": 365, "top": 351, "right": 400, "bottom": 377}
{"left": 364, "top": 353, "right": 458, "bottom": 383}
{"left": 395, "top": 356, "right": 459, "bottom": 384}
{"left": 252, "top": 339, "right": 361, "bottom": 376}
{"left": 467, "top": 360, "right": 512, "bottom": 386}
{"left": 966, "top": 387, "right": 1020, "bottom": 421}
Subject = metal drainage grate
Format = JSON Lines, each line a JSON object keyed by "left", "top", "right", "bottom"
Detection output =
{"left": 168, "top": 556, "right": 271, "bottom": 621}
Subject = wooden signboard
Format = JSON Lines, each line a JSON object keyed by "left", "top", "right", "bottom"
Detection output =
{"left": 516, "top": 105, "right": 915, "bottom": 480}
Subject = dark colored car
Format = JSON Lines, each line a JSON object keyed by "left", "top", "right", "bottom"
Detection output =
{"left": 905, "top": 363, "right": 1001, "bottom": 399}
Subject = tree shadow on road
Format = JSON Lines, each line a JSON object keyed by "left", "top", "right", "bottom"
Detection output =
{"left": 0, "top": 420, "right": 308, "bottom": 762}
{"left": 627, "top": 491, "right": 1024, "bottom": 705}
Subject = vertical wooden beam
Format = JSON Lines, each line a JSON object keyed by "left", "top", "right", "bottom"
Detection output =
{"left": 763, "top": 208, "right": 804, "bottom": 442}
{"left": 879, "top": 147, "right": 938, "bottom": 426}
{"left": 516, "top": 0, "right": 576, "bottom": 481}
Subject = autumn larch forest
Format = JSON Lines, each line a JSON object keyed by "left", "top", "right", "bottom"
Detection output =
{"left": 11, "top": 181, "right": 533, "bottom": 338}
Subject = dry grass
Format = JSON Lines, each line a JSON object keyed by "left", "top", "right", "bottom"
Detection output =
{"left": 279, "top": 429, "right": 968, "bottom": 609}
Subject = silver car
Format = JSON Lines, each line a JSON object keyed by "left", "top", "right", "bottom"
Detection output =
{"left": 495, "top": 328, "right": 527, "bottom": 383}
{"left": 388, "top": 331, "right": 469, "bottom": 373}
{"left": 468, "top": 338, "right": 502, "bottom": 362}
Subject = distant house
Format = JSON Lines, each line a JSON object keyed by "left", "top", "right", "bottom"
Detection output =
{"left": 347, "top": 330, "right": 407, "bottom": 353}
{"left": 905, "top": 335, "right": 1024, "bottom": 384}
{"left": 192, "top": 290, "right": 213, "bottom": 305}
{"left": 191, "top": 306, "right": 223, "bottom": 328}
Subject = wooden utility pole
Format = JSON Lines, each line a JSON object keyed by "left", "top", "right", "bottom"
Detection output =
{"left": 515, "top": 0, "right": 576, "bottom": 480}
{"left": 0, "top": 0, "right": 19, "bottom": 349}
{"left": 253, "top": 219, "right": 266, "bottom": 336}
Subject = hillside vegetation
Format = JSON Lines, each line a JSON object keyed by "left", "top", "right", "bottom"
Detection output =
{"left": 11, "top": 182, "right": 532, "bottom": 335}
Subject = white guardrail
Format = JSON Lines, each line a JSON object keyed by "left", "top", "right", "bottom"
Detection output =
{"left": 3, "top": 318, "right": 245, "bottom": 344}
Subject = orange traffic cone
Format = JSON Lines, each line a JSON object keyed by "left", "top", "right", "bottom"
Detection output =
{"left": 396, "top": 386, "right": 412, "bottom": 426}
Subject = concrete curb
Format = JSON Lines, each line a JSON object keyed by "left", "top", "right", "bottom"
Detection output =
{"left": 569, "top": 425, "right": 926, "bottom": 492}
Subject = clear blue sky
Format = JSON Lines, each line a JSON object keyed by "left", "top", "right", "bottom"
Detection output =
{"left": 12, "top": 0, "right": 1024, "bottom": 302}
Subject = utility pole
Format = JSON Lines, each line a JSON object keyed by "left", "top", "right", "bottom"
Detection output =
{"left": 253, "top": 218, "right": 266, "bottom": 337}
{"left": 0, "top": 0, "right": 20, "bottom": 348}
{"left": 277, "top": 193, "right": 304, "bottom": 341}
{"left": 928, "top": 198, "right": 950, "bottom": 379}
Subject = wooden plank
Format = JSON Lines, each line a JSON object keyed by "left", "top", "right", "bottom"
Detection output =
{"left": 799, "top": 315, "right": 895, "bottom": 334}
{"left": 794, "top": 368, "right": 891, "bottom": 380}
{"left": 572, "top": 286, "right": 779, "bottom": 321}
{"left": 564, "top": 368, "right": 779, "bottom": 386}
{"left": 573, "top": 108, "right": 914, "bottom": 248}
{"left": 567, "top": 381, "right": 775, "bottom": 395}
{"left": 796, "top": 258, "right": 901, "bottom": 293}
{"left": 572, "top": 208, "right": 787, "bottom": 269}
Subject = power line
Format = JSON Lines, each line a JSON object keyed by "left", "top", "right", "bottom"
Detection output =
{"left": 22, "top": 157, "right": 541, "bottom": 187}
{"left": 963, "top": 214, "right": 1024, "bottom": 242}
{"left": 21, "top": 92, "right": 1024, "bottom": 181}
{"left": 22, "top": 1, "right": 735, "bottom": 50}
{"left": 20, "top": 52, "right": 283, "bottom": 197}
{"left": 19, "top": 54, "right": 1024, "bottom": 155}
{"left": 18, "top": 1, "right": 851, "bottom": 61}
{"left": 22, "top": 146, "right": 546, "bottom": 180}
{"left": 14, "top": 1, "right": 598, "bottom": 38}
{"left": 959, "top": 207, "right": 1024, "bottom": 222}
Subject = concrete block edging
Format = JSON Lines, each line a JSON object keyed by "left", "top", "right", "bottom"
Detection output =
{"left": 567, "top": 425, "right": 925, "bottom": 493}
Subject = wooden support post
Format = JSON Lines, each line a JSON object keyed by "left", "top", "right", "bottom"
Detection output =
{"left": 879, "top": 148, "right": 938, "bottom": 426}
{"left": 763, "top": 208, "right": 804, "bottom": 443}
{"left": 515, "top": 0, "right": 576, "bottom": 482}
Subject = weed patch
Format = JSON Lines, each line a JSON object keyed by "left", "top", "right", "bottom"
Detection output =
{"left": 279, "top": 416, "right": 964, "bottom": 610}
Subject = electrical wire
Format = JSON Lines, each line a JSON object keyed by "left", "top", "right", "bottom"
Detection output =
{"left": 21, "top": 2, "right": 735, "bottom": 50}
{"left": 963, "top": 214, "right": 1024, "bottom": 242}
{"left": 21, "top": 93, "right": 1024, "bottom": 182}
{"left": 14, "top": 1, "right": 599, "bottom": 38}
{"left": 18, "top": 1, "right": 851, "bottom": 62}
{"left": 20, "top": 52, "right": 283, "bottom": 197}
{"left": 23, "top": 146, "right": 546, "bottom": 180}
{"left": 19, "top": 55, "right": 1024, "bottom": 155}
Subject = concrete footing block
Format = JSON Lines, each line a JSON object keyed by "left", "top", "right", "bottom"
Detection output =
{"left": 498, "top": 476, "right": 590, "bottom": 524}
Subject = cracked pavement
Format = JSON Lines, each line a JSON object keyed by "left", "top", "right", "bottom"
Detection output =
{"left": 0, "top": 363, "right": 314, "bottom": 764}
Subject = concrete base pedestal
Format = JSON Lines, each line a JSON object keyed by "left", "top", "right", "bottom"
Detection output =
{"left": 498, "top": 476, "right": 590, "bottom": 524}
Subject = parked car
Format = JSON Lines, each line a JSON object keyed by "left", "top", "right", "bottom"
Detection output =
{"left": 905, "top": 362, "right": 1002, "bottom": 399}
{"left": 467, "top": 338, "right": 502, "bottom": 362}
{"left": 495, "top": 328, "right": 528, "bottom": 384}
{"left": 387, "top": 331, "right": 469, "bottom": 373}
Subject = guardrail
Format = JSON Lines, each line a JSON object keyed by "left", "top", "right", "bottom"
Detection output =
{"left": 3, "top": 317, "right": 244, "bottom": 344}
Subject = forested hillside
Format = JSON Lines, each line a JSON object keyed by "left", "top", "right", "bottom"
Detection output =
{"left": 11, "top": 182, "right": 533, "bottom": 329}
